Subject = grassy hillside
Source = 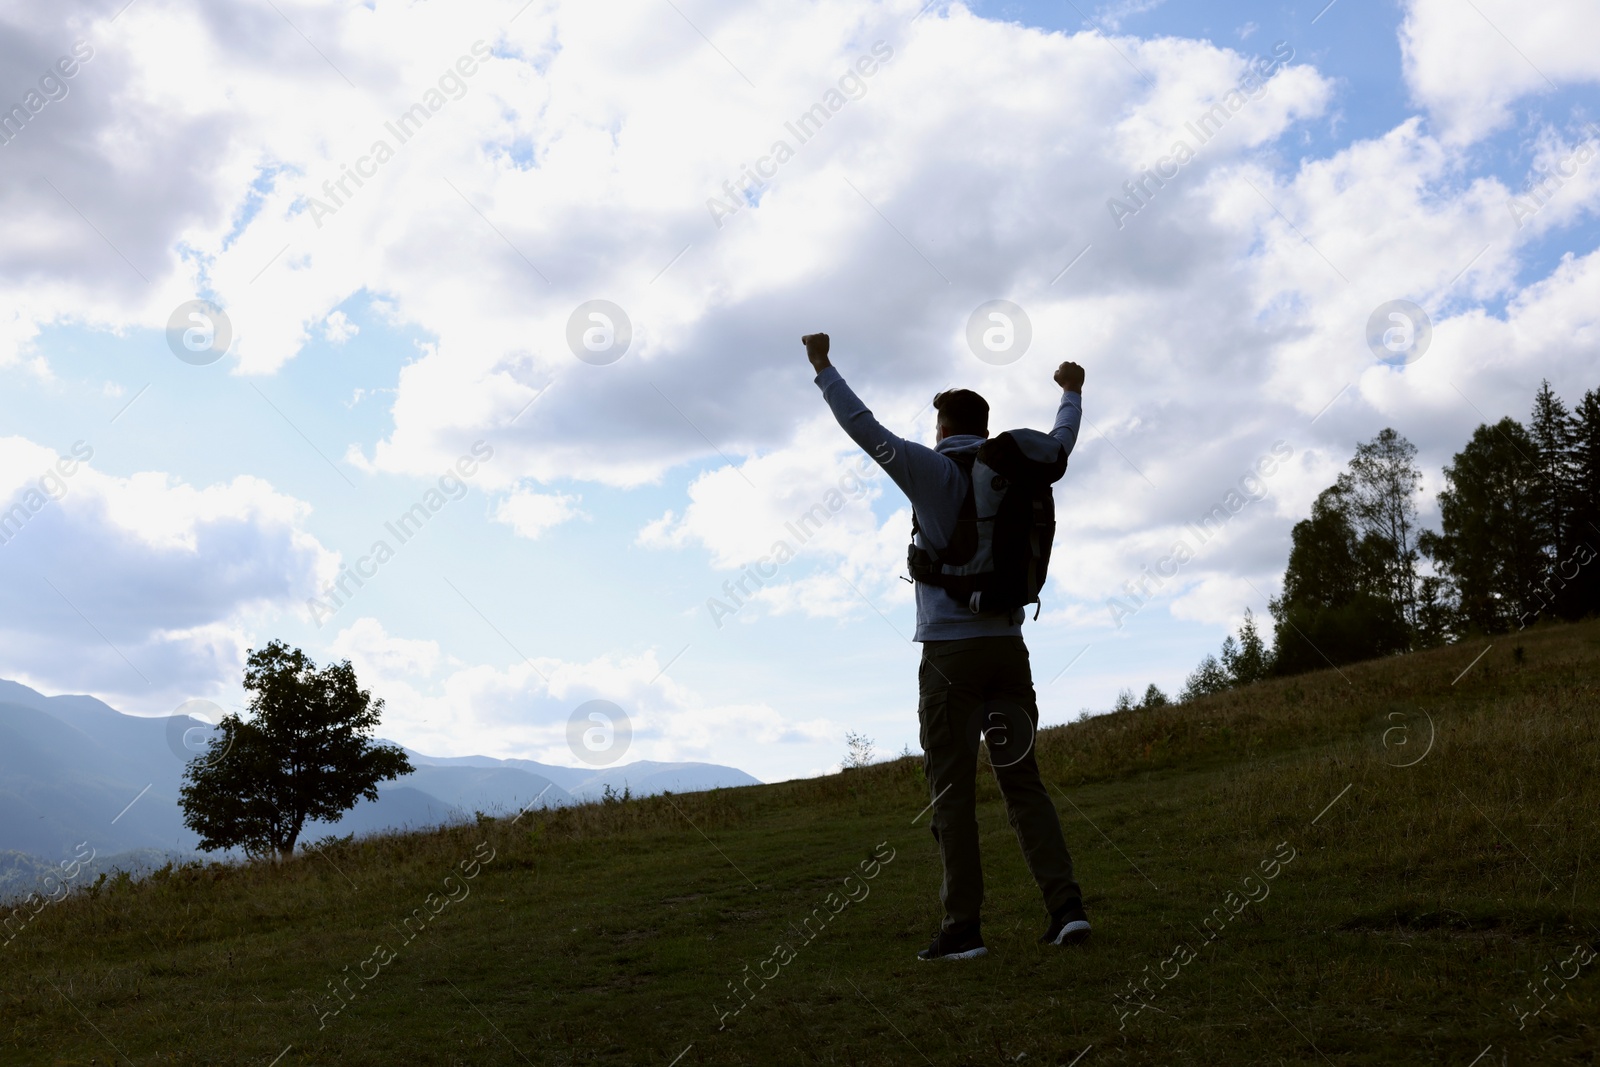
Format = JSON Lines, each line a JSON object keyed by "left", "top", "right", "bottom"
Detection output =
{"left": 4, "top": 621, "right": 1599, "bottom": 1065}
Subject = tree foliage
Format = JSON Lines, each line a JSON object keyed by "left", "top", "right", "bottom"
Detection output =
{"left": 1163, "top": 384, "right": 1598, "bottom": 694}
{"left": 1563, "top": 388, "right": 1600, "bottom": 616}
{"left": 1140, "top": 683, "right": 1170, "bottom": 709}
{"left": 1530, "top": 380, "right": 1577, "bottom": 563}
{"left": 1419, "top": 382, "right": 1600, "bottom": 633}
{"left": 1420, "top": 418, "right": 1546, "bottom": 633}
{"left": 1176, "top": 610, "right": 1274, "bottom": 702}
{"left": 179, "top": 641, "right": 412, "bottom": 859}
{"left": 1335, "top": 428, "right": 1423, "bottom": 629}
{"left": 1220, "top": 609, "right": 1272, "bottom": 685}
{"left": 843, "top": 731, "right": 876, "bottom": 769}
{"left": 1178, "top": 656, "right": 1230, "bottom": 702}
{"left": 1113, "top": 684, "right": 1172, "bottom": 712}
{"left": 1269, "top": 477, "right": 1409, "bottom": 675}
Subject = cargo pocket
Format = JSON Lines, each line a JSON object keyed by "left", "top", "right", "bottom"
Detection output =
{"left": 917, "top": 687, "right": 953, "bottom": 753}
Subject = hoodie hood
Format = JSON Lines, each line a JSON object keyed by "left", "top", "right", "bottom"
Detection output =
{"left": 935, "top": 434, "right": 986, "bottom": 458}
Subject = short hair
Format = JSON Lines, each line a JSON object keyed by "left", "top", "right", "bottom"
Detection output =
{"left": 933, "top": 388, "right": 989, "bottom": 437}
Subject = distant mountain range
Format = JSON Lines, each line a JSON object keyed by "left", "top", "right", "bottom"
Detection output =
{"left": 0, "top": 678, "right": 759, "bottom": 897}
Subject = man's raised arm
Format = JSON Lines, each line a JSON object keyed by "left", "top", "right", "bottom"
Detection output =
{"left": 803, "top": 332, "right": 938, "bottom": 497}
{"left": 1050, "top": 360, "right": 1085, "bottom": 457}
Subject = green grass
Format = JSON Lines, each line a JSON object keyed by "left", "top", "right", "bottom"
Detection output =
{"left": 5, "top": 621, "right": 1600, "bottom": 1065}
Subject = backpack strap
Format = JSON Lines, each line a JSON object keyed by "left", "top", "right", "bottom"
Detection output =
{"left": 908, "top": 451, "right": 977, "bottom": 581}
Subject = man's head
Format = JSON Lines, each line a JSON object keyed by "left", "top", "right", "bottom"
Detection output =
{"left": 933, "top": 388, "right": 989, "bottom": 441}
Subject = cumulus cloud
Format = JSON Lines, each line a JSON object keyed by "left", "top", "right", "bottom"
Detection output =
{"left": 636, "top": 413, "right": 915, "bottom": 623}
{"left": 1400, "top": 0, "right": 1600, "bottom": 143}
{"left": 2, "top": 0, "right": 1599, "bottom": 771}
{"left": 3, "top": 0, "right": 1339, "bottom": 485}
{"left": 323, "top": 310, "right": 359, "bottom": 344}
{"left": 326, "top": 617, "right": 836, "bottom": 766}
{"left": 493, "top": 488, "right": 582, "bottom": 539}
{"left": 0, "top": 435, "right": 335, "bottom": 712}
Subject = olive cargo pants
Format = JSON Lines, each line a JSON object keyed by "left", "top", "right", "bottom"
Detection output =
{"left": 917, "top": 636, "right": 1083, "bottom": 930}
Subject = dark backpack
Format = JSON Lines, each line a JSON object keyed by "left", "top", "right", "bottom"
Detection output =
{"left": 907, "top": 429, "right": 1068, "bottom": 617}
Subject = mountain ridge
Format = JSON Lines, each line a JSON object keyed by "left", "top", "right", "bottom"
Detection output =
{"left": 0, "top": 677, "right": 759, "bottom": 897}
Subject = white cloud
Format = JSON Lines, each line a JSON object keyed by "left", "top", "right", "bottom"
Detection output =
{"left": 323, "top": 310, "right": 359, "bottom": 344}
{"left": 0, "top": 434, "right": 335, "bottom": 712}
{"left": 1093, "top": 0, "right": 1167, "bottom": 32}
{"left": 324, "top": 617, "right": 837, "bottom": 767}
{"left": 328, "top": 616, "right": 443, "bottom": 679}
{"left": 1400, "top": 0, "right": 1600, "bottom": 143}
{"left": 637, "top": 418, "right": 890, "bottom": 566}
{"left": 636, "top": 415, "right": 913, "bottom": 622}
{"left": 4, "top": 0, "right": 1338, "bottom": 490}
{"left": 493, "top": 488, "right": 582, "bottom": 539}
{"left": 2, "top": 0, "right": 1599, "bottom": 779}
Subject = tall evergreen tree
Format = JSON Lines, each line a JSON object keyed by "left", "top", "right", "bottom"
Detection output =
{"left": 1529, "top": 379, "right": 1576, "bottom": 565}
{"left": 1220, "top": 608, "right": 1271, "bottom": 685}
{"left": 1413, "top": 574, "right": 1457, "bottom": 647}
{"left": 1177, "top": 609, "right": 1275, "bottom": 701}
{"left": 1420, "top": 418, "right": 1545, "bottom": 633}
{"left": 1179, "top": 654, "right": 1231, "bottom": 702}
{"left": 1555, "top": 387, "right": 1600, "bottom": 619}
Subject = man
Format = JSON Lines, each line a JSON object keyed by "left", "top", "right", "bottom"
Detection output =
{"left": 802, "top": 331, "right": 1090, "bottom": 961}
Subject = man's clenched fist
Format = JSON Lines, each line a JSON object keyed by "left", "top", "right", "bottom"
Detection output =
{"left": 1054, "top": 360, "right": 1085, "bottom": 393}
{"left": 802, "top": 333, "right": 832, "bottom": 373}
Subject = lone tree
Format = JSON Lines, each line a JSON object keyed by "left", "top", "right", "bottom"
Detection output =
{"left": 1334, "top": 428, "right": 1423, "bottom": 634}
{"left": 180, "top": 641, "right": 411, "bottom": 859}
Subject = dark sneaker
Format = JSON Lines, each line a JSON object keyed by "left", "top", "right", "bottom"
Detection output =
{"left": 917, "top": 924, "right": 988, "bottom": 961}
{"left": 1040, "top": 903, "right": 1091, "bottom": 946}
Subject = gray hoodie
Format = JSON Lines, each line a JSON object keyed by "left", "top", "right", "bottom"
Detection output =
{"left": 814, "top": 366, "right": 1083, "bottom": 641}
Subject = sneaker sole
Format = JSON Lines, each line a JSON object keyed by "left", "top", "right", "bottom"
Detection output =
{"left": 918, "top": 946, "right": 989, "bottom": 961}
{"left": 1051, "top": 920, "right": 1091, "bottom": 946}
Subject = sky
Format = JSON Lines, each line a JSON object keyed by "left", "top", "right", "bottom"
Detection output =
{"left": 0, "top": 0, "right": 1596, "bottom": 785}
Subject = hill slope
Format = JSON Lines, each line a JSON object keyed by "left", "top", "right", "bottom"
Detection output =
{"left": 4, "top": 622, "right": 1599, "bottom": 1065}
